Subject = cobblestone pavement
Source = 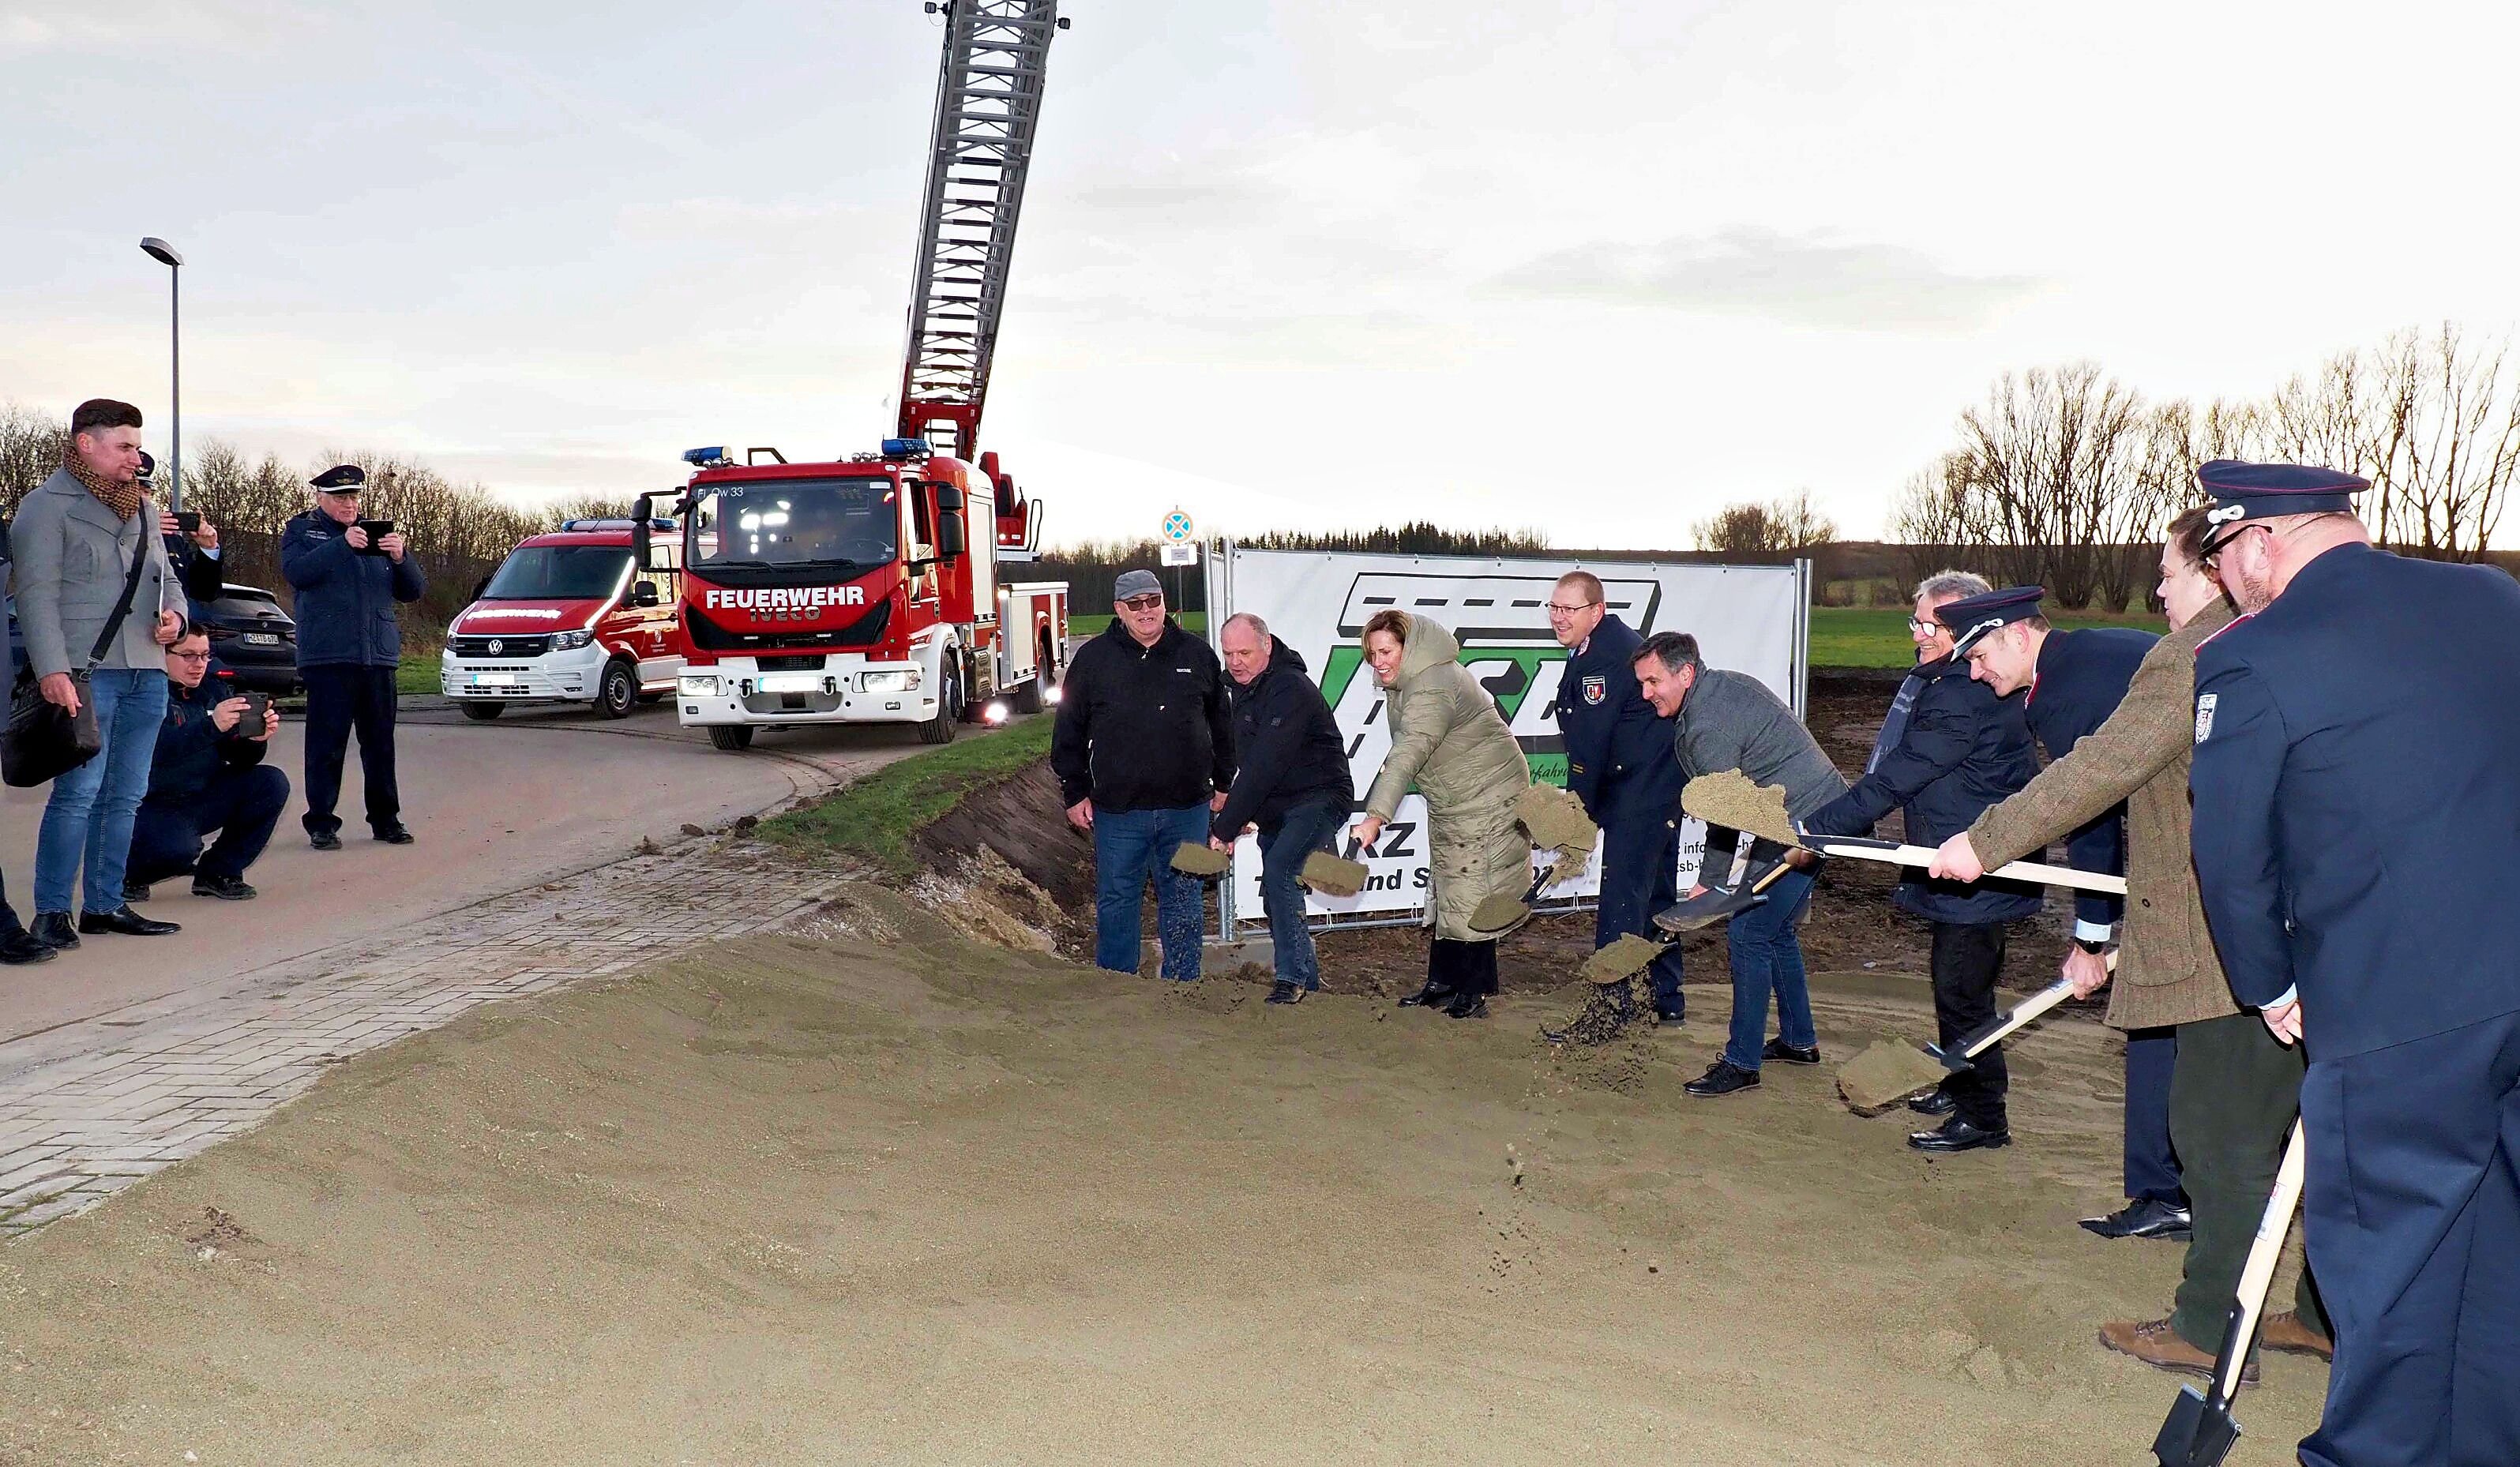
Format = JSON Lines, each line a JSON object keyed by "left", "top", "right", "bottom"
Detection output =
{"left": 0, "top": 842, "right": 844, "bottom": 1239}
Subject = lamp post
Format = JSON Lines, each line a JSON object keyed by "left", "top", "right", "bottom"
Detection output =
{"left": 139, "top": 237, "right": 183, "bottom": 511}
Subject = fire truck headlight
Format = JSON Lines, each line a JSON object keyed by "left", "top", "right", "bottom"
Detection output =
{"left": 1041, "top": 684, "right": 1063, "bottom": 706}
{"left": 678, "top": 673, "right": 720, "bottom": 697}
{"left": 553, "top": 628, "right": 596, "bottom": 651}
{"left": 859, "top": 669, "right": 922, "bottom": 693}
{"left": 982, "top": 700, "right": 1009, "bottom": 726}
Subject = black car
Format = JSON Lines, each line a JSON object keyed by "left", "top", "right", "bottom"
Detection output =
{"left": 191, "top": 582, "right": 301, "bottom": 697}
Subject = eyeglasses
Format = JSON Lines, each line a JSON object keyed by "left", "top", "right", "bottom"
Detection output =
{"left": 168, "top": 651, "right": 211, "bottom": 662}
{"left": 1545, "top": 600, "right": 1599, "bottom": 616}
{"left": 1906, "top": 617, "right": 1946, "bottom": 634}
{"left": 1117, "top": 595, "right": 1163, "bottom": 611}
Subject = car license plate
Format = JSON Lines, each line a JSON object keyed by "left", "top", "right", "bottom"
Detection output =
{"left": 471, "top": 673, "right": 521, "bottom": 687}
{"left": 757, "top": 672, "right": 823, "bottom": 693}
{"left": 242, "top": 632, "right": 280, "bottom": 646}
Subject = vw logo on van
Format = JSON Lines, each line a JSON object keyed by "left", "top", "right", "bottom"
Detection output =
{"left": 487, "top": 639, "right": 504, "bottom": 656}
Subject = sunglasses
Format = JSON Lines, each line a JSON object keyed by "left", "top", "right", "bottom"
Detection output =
{"left": 1118, "top": 595, "right": 1163, "bottom": 611}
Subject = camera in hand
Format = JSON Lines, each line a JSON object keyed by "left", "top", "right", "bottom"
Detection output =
{"left": 354, "top": 518, "right": 396, "bottom": 553}
{"left": 173, "top": 511, "right": 201, "bottom": 535}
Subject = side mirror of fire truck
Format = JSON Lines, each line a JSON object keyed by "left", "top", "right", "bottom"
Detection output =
{"left": 933, "top": 482, "right": 968, "bottom": 560}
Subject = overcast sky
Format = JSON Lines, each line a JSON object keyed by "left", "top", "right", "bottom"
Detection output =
{"left": 4, "top": 0, "right": 2514, "bottom": 549}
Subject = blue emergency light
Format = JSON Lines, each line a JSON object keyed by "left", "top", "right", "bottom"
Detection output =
{"left": 682, "top": 446, "right": 730, "bottom": 467}
{"left": 881, "top": 437, "right": 933, "bottom": 459}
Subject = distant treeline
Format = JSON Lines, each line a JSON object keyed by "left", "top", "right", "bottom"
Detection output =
{"left": 1035, "top": 522, "right": 1560, "bottom": 609}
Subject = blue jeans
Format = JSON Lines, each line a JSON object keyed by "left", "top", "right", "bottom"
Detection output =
{"left": 1256, "top": 797, "right": 1344, "bottom": 990}
{"left": 36, "top": 668, "right": 171, "bottom": 915}
{"left": 1093, "top": 803, "right": 1210, "bottom": 981}
{"left": 1722, "top": 865, "right": 1818, "bottom": 1071}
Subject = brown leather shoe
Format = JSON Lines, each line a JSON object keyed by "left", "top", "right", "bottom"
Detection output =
{"left": 2260, "top": 1311, "right": 2334, "bottom": 1360}
{"left": 2097, "top": 1318, "right": 2260, "bottom": 1385}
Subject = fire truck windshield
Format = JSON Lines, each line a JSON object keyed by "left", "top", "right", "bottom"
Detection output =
{"left": 688, "top": 478, "right": 899, "bottom": 571}
{"left": 479, "top": 546, "right": 633, "bottom": 601}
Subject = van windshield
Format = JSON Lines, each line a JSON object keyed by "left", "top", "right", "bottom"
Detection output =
{"left": 480, "top": 546, "right": 633, "bottom": 602}
{"left": 688, "top": 478, "right": 899, "bottom": 571}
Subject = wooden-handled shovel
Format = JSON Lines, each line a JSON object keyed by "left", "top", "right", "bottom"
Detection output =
{"left": 2150, "top": 1118, "right": 2308, "bottom": 1467}
{"left": 1796, "top": 833, "right": 2130, "bottom": 898}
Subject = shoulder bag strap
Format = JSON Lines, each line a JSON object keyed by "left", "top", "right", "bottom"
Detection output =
{"left": 85, "top": 520, "right": 156, "bottom": 671}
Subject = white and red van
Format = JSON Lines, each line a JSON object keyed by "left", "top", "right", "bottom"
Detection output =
{"left": 439, "top": 520, "right": 685, "bottom": 720}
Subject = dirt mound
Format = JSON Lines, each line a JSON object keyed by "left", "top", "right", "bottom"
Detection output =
{"left": 916, "top": 760, "right": 1097, "bottom": 913}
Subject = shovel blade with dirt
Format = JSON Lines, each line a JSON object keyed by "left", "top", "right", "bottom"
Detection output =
{"left": 1468, "top": 786, "right": 1600, "bottom": 935}
{"left": 2150, "top": 1119, "right": 2308, "bottom": 1467}
{"left": 1298, "top": 849, "right": 1370, "bottom": 897}
{"left": 1168, "top": 842, "right": 1232, "bottom": 880}
{"left": 1836, "top": 966, "right": 2095, "bottom": 1113}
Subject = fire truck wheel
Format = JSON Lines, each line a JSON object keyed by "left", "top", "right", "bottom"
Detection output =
{"left": 596, "top": 659, "right": 638, "bottom": 719}
{"left": 458, "top": 700, "right": 504, "bottom": 722}
{"left": 918, "top": 663, "right": 961, "bottom": 745}
{"left": 1013, "top": 631, "right": 1054, "bottom": 713}
{"left": 707, "top": 724, "right": 756, "bottom": 752}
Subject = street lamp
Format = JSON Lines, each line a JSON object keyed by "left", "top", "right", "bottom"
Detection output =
{"left": 139, "top": 237, "right": 183, "bottom": 511}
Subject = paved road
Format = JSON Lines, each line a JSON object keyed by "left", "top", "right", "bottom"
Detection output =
{"left": 0, "top": 697, "right": 937, "bottom": 1045}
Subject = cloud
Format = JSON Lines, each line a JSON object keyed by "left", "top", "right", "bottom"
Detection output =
{"left": 1489, "top": 227, "right": 2045, "bottom": 332}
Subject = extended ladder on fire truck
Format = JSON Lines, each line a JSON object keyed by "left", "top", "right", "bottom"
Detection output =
{"left": 897, "top": 0, "right": 1069, "bottom": 465}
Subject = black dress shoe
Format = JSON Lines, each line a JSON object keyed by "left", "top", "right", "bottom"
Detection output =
{"left": 78, "top": 906, "right": 182, "bottom": 937}
{"left": 122, "top": 880, "right": 152, "bottom": 903}
{"left": 1399, "top": 981, "right": 1456, "bottom": 1008}
{"left": 1654, "top": 1003, "right": 1685, "bottom": 1025}
{"left": 1762, "top": 1037, "right": 1821, "bottom": 1065}
{"left": 1684, "top": 1059, "right": 1761, "bottom": 1097}
{"left": 2079, "top": 1197, "right": 2193, "bottom": 1240}
{"left": 310, "top": 830, "right": 344, "bottom": 851}
{"left": 1908, "top": 1116, "right": 2011, "bottom": 1153}
{"left": 192, "top": 874, "right": 258, "bottom": 901}
{"left": 0, "top": 929, "right": 58, "bottom": 965}
{"left": 1908, "top": 1087, "right": 1959, "bottom": 1116}
{"left": 31, "top": 912, "right": 79, "bottom": 950}
{"left": 1264, "top": 980, "right": 1307, "bottom": 1005}
{"left": 374, "top": 825, "right": 415, "bottom": 846}
{"left": 1442, "top": 990, "right": 1488, "bottom": 1019}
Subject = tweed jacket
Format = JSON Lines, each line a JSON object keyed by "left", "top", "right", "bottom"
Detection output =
{"left": 1969, "top": 602, "right": 2238, "bottom": 1030}
{"left": 10, "top": 468, "right": 184, "bottom": 678}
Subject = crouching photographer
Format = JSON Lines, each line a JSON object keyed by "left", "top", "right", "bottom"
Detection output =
{"left": 125, "top": 625, "right": 289, "bottom": 902}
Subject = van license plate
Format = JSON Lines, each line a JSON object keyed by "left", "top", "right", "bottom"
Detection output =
{"left": 242, "top": 632, "right": 279, "bottom": 645}
{"left": 471, "top": 673, "right": 521, "bottom": 687}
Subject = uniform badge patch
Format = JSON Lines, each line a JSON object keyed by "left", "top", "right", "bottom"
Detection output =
{"left": 1581, "top": 675, "right": 1606, "bottom": 706}
{"left": 2193, "top": 692, "right": 2218, "bottom": 743}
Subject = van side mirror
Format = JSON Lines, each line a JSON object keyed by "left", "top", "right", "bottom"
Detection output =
{"left": 631, "top": 493, "right": 655, "bottom": 569}
{"left": 632, "top": 581, "right": 661, "bottom": 608}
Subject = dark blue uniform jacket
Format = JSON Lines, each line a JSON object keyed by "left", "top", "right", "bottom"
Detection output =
{"left": 1553, "top": 613, "right": 1682, "bottom": 822}
{"left": 145, "top": 664, "right": 269, "bottom": 811}
{"left": 2025, "top": 626, "right": 2154, "bottom": 932}
{"left": 1805, "top": 654, "right": 2042, "bottom": 925}
{"left": 2191, "top": 542, "right": 2520, "bottom": 1059}
{"left": 280, "top": 511, "right": 426, "bottom": 667}
{"left": 1211, "top": 636, "right": 1351, "bottom": 841}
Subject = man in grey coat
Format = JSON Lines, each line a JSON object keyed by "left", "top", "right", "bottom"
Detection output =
{"left": 13, "top": 399, "right": 190, "bottom": 947}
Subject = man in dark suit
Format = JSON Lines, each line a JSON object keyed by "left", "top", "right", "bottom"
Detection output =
{"left": 1949, "top": 587, "right": 2188, "bottom": 1240}
{"left": 1803, "top": 570, "right": 2042, "bottom": 1150}
{"left": 2189, "top": 462, "right": 2520, "bottom": 1467}
{"left": 281, "top": 464, "right": 426, "bottom": 849}
{"left": 1548, "top": 570, "right": 1686, "bottom": 1026}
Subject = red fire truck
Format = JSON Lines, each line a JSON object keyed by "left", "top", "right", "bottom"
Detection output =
{"left": 637, "top": 0, "right": 1072, "bottom": 752}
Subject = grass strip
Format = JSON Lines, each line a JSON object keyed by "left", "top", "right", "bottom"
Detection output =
{"left": 758, "top": 715, "right": 1054, "bottom": 880}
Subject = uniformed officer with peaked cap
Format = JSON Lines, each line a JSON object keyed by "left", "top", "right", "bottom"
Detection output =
{"left": 1943, "top": 584, "right": 2185, "bottom": 1240}
{"left": 2188, "top": 459, "right": 2520, "bottom": 1467}
{"left": 280, "top": 463, "right": 426, "bottom": 849}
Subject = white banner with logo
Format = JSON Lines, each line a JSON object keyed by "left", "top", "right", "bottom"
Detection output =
{"left": 1207, "top": 548, "right": 1808, "bottom": 928}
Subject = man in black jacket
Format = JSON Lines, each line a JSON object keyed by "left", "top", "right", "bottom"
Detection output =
{"left": 1050, "top": 569, "right": 1235, "bottom": 981}
{"left": 1804, "top": 571, "right": 2040, "bottom": 1153}
{"left": 1207, "top": 612, "right": 1350, "bottom": 1004}
{"left": 126, "top": 625, "right": 290, "bottom": 901}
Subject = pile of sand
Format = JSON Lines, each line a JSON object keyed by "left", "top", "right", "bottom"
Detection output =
{"left": 0, "top": 888, "right": 2330, "bottom": 1465}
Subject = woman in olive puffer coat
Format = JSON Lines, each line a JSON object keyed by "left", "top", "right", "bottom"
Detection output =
{"left": 1351, "top": 610, "right": 1532, "bottom": 1018}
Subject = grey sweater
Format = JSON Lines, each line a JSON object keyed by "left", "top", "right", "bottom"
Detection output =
{"left": 1673, "top": 666, "right": 1846, "bottom": 818}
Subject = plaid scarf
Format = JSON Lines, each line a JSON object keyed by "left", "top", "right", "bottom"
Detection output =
{"left": 62, "top": 444, "right": 145, "bottom": 521}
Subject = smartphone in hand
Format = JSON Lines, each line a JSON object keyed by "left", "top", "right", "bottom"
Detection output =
{"left": 355, "top": 519, "right": 396, "bottom": 553}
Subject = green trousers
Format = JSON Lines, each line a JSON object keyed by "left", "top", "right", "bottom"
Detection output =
{"left": 2167, "top": 1011, "right": 2330, "bottom": 1351}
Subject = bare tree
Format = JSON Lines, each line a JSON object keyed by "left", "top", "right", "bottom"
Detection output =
{"left": 1941, "top": 363, "right": 2144, "bottom": 607}
{"left": 0, "top": 402, "right": 69, "bottom": 514}
{"left": 1891, "top": 456, "right": 1973, "bottom": 588}
{"left": 2369, "top": 325, "right": 2520, "bottom": 560}
{"left": 1691, "top": 489, "right": 1838, "bottom": 557}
